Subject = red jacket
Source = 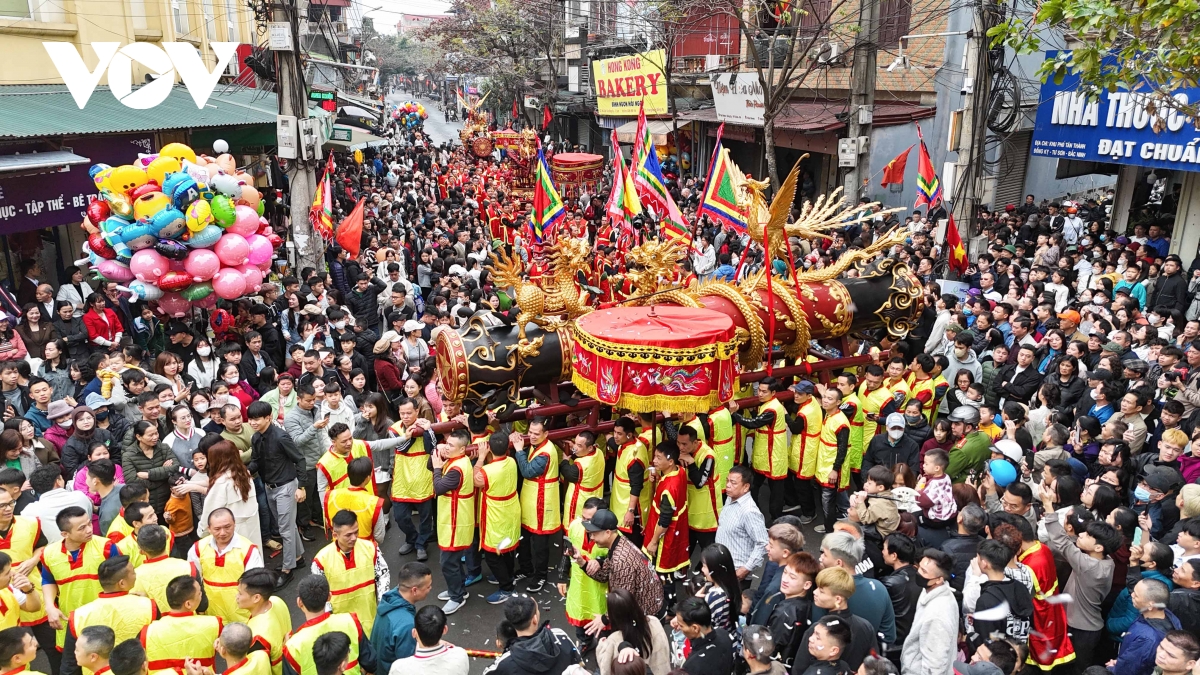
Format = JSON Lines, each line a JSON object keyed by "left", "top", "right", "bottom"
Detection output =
{"left": 374, "top": 358, "right": 404, "bottom": 395}
{"left": 83, "top": 307, "right": 122, "bottom": 345}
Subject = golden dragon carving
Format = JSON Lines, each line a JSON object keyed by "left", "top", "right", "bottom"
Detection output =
{"left": 488, "top": 236, "right": 594, "bottom": 342}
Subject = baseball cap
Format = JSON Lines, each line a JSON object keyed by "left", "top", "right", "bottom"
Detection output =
{"left": 1103, "top": 341, "right": 1123, "bottom": 353}
{"left": 1087, "top": 369, "right": 1112, "bottom": 382}
{"left": 947, "top": 324, "right": 965, "bottom": 335}
{"left": 886, "top": 412, "right": 905, "bottom": 429}
{"left": 1057, "top": 310, "right": 1080, "bottom": 324}
{"left": 792, "top": 380, "right": 814, "bottom": 394}
{"left": 582, "top": 509, "right": 619, "bottom": 532}
{"left": 1116, "top": 235, "right": 1130, "bottom": 245}
{"left": 1144, "top": 466, "right": 1184, "bottom": 494}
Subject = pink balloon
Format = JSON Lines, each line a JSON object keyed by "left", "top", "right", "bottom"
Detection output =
{"left": 245, "top": 234, "right": 273, "bottom": 266}
{"left": 195, "top": 293, "right": 217, "bottom": 309}
{"left": 98, "top": 260, "right": 134, "bottom": 283}
{"left": 157, "top": 291, "right": 191, "bottom": 318}
{"left": 184, "top": 248, "right": 221, "bottom": 282}
{"left": 213, "top": 233, "right": 249, "bottom": 267}
{"left": 237, "top": 264, "right": 263, "bottom": 293}
{"left": 212, "top": 267, "right": 247, "bottom": 299}
{"left": 130, "top": 249, "right": 168, "bottom": 283}
{"left": 227, "top": 204, "right": 260, "bottom": 236}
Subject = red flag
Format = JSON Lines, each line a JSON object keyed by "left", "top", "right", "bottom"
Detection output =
{"left": 513, "top": 99, "right": 519, "bottom": 120}
{"left": 336, "top": 198, "right": 366, "bottom": 260}
{"left": 915, "top": 125, "right": 943, "bottom": 209}
{"left": 946, "top": 214, "right": 968, "bottom": 275}
{"left": 542, "top": 105, "right": 552, "bottom": 131}
{"left": 880, "top": 144, "right": 914, "bottom": 187}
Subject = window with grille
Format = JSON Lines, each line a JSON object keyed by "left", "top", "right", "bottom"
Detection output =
{"left": 878, "top": 0, "right": 912, "bottom": 49}
{"left": 226, "top": 0, "right": 241, "bottom": 42}
{"left": 203, "top": 0, "right": 217, "bottom": 40}
{"left": 173, "top": 0, "right": 191, "bottom": 34}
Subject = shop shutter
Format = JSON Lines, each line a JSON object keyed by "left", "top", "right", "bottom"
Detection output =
{"left": 993, "top": 130, "right": 1031, "bottom": 211}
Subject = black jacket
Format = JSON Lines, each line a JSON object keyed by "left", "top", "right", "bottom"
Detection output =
{"left": 345, "top": 278, "right": 388, "bottom": 328}
{"left": 1168, "top": 587, "right": 1200, "bottom": 636}
{"left": 880, "top": 565, "right": 922, "bottom": 643}
{"left": 940, "top": 532, "right": 982, "bottom": 595}
{"left": 52, "top": 316, "right": 90, "bottom": 360}
{"left": 994, "top": 363, "right": 1042, "bottom": 405}
{"left": 789, "top": 609, "right": 878, "bottom": 674}
{"left": 861, "top": 434, "right": 920, "bottom": 476}
{"left": 255, "top": 323, "right": 286, "bottom": 370}
{"left": 971, "top": 577, "right": 1034, "bottom": 647}
{"left": 767, "top": 595, "right": 812, "bottom": 667}
{"left": 248, "top": 422, "right": 305, "bottom": 487}
{"left": 904, "top": 417, "right": 931, "bottom": 448}
{"left": 240, "top": 350, "right": 277, "bottom": 394}
{"left": 1154, "top": 270, "right": 1189, "bottom": 315}
{"left": 682, "top": 628, "right": 734, "bottom": 675}
{"left": 483, "top": 624, "right": 581, "bottom": 675}
{"left": 1049, "top": 375, "right": 1087, "bottom": 416}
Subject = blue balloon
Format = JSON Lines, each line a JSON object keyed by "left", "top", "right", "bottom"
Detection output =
{"left": 152, "top": 207, "right": 187, "bottom": 239}
{"left": 186, "top": 224, "right": 222, "bottom": 248}
{"left": 161, "top": 171, "right": 190, "bottom": 198}
{"left": 170, "top": 176, "right": 201, "bottom": 209}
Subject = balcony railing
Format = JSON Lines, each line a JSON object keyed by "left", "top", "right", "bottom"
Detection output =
{"left": 673, "top": 53, "right": 740, "bottom": 74}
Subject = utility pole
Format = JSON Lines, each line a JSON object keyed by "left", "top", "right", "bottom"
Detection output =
{"left": 950, "top": 4, "right": 992, "bottom": 234}
{"left": 842, "top": 0, "right": 879, "bottom": 200}
{"left": 277, "top": 0, "right": 323, "bottom": 272}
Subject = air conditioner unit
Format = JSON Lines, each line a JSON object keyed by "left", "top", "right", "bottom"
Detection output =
{"left": 816, "top": 41, "right": 843, "bottom": 64}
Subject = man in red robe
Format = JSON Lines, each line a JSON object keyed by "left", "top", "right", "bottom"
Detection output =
{"left": 1017, "top": 533, "right": 1076, "bottom": 670}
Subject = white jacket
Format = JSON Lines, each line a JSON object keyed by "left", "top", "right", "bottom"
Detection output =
{"left": 901, "top": 582, "right": 958, "bottom": 675}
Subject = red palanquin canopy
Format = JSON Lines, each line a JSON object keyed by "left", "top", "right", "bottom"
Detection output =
{"left": 571, "top": 306, "right": 739, "bottom": 412}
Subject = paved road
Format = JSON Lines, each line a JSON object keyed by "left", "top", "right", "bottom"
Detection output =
{"left": 386, "top": 90, "right": 463, "bottom": 146}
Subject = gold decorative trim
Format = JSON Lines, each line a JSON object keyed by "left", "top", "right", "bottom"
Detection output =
{"left": 558, "top": 326, "right": 575, "bottom": 383}
{"left": 574, "top": 326, "right": 740, "bottom": 365}
{"left": 655, "top": 290, "right": 702, "bottom": 309}
{"left": 434, "top": 329, "right": 470, "bottom": 403}
{"left": 693, "top": 282, "right": 765, "bottom": 370}
{"left": 874, "top": 261, "right": 923, "bottom": 338}
{"left": 573, "top": 376, "right": 730, "bottom": 414}
{"left": 825, "top": 280, "right": 855, "bottom": 336}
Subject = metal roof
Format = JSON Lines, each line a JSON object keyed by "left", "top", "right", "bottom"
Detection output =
{"left": 0, "top": 84, "right": 280, "bottom": 140}
{"left": 677, "top": 102, "right": 936, "bottom": 132}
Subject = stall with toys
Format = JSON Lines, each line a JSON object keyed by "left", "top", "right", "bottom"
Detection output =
{"left": 391, "top": 101, "right": 429, "bottom": 130}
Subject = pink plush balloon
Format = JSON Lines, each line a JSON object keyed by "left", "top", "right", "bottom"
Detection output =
{"left": 195, "top": 293, "right": 217, "bottom": 310}
{"left": 184, "top": 248, "right": 221, "bottom": 282}
{"left": 245, "top": 234, "right": 273, "bottom": 266}
{"left": 237, "top": 264, "right": 263, "bottom": 293}
{"left": 227, "top": 205, "right": 260, "bottom": 237}
{"left": 212, "top": 267, "right": 247, "bottom": 299}
{"left": 213, "top": 233, "right": 249, "bottom": 267}
{"left": 157, "top": 291, "right": 191, "bottom": 318}
{"left": 98, "top": 260, "right": 134, "bottom": 283}
{"left": 130, "top": 249, "right": 168, "bottom": 283}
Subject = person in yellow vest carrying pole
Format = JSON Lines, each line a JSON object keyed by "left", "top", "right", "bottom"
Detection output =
{"left": 0, "top": 552, "right": 40, "bottom": 630}
{"left": 104, "top": 484, "right": 150, "bottom": 543}
{"left": 322, "top": 459, "right": 387, "bottom": 543}
{"left": 283, "top": 575, "right": 376, "bottom": 675}
{"left": 834, "top": 372, "right": 867, "bottom": 495}
{"left": 607, "top": 419, "right": 650, "bottom": 547}
{"left": 41, "top": 507, "right": 119, "bottom": 652}
{"left": 0, "top": 626, "right": 47, "bottom": 675}
{"left": 236, "top": 568, "right": 292, "bottom": 675}
{"left": 389, "top": 399, "right": 436, "bottom": 563}
{"left": 113, "top": 503, "right": 158, "bottom": 569}
{"left": 187, "top": 508, "right": 263, "bottom": 626}
{"left": 472, "top": 433, "right": 521, "bottom": 605}
{"left": 311, "top": 511, "right": 388, "bottom": 637}
{"left": 858, "top": 364, "right": 906, "bottom": 447}
{"left": 905, "top": 354, "right": 942, "bottom": 424}
{"left": 212, "top": 623, "right": 273, "bottom": 675}
{"left": 706, "top": 405, "right": 737, "bottom": 494}
{"left": 140, "top": 575, "right": 220, "bottom": 674}
{"left": 429, "top": 429, "right": 480, "bottom": 616}
{"left": 555, "top": 497, "right": 609, "bottom": 653}
{"left": 132, "top": 525, "right": 203, "bottom": 616}
{"left": 812, "top": 385, "right": 853, "bottom": 534}
{"left": 729, "top": 378, "right": 790, "bottom": 523}
{"left": 316, "top": 424, "right": 407, "bottom": 507}
{"left": 0, "top": 488, "right": 52, "bottom": 672}
{"left": 73, "top": 625, "right": 114, "bottom": 675}
{"left": 788, "top": 380, "right": 824, "bottom": 525}
{"left": 514, "top": 418, "right": 560, "bottom": 593}
{"left": 61, "top": 555, "right": 158, "bottom": 675}
{"left": 675, "top": 426, "right": 720, "bottom": 556}
{"left": 560, "top": 431, "right": 604, "bottom": 526}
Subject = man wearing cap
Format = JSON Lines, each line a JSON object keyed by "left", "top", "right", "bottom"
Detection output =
{"left": 788, "top": 380, "right": 823, "bottom": 522}
{"left": 1058, "top": 310, "right": 1087, "bottom": 344}
{"left": 945, "top": 407, "right": 991, "bottom": 483}
{"left": 1140, "top": 466, "right": 1185, "bottom": 541}
{"left": 165, "top": 322, "right": 197, "bottom": 365}
{"left": 861, "top": 413, "right": 919, "bottom": 476}
{"left": 573, "top": 509, "right": 664, "bottom": 625}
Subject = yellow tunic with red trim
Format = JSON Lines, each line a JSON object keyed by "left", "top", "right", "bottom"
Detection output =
{"left": 519, "top": 440, "right": 561, "bottom": 535}
{"left": 70, "top": 591, "right": 157, "bottom": 669}
{"left": 610, "top": 440, "right": 651, "bottom": 533}
{"left": 0, "top": 587, "right": 20, "bottom": 629}
{"left": 793, "top": 396, "right": 824, "bottom": 479}
{"left": 225, "top": 651, "right": 272, "bottom": 675}
{"left": 563, "top": 451, "right": 604, "bottom": 525}
{"left": 43, "top": 536, "right": 111, "bottom": 648}
{"left": 479, "top": 456, "right": 520, "bottom": 554}
{"left": 814, "top": 409, "right": 852, "bottom": 490}
{"left": 928, "top": 373, "right": 948, "bottom": 424}
{"left": 906, "top": 375, "right": 939, "bottom": 424}
{"left": 323, "top": 488, "right": 384, "bottom": 540}
{"left": 436, "top": 455, "right": 476, "bottom": 551}
{"left": 132, "top": 554, "right": 196, "bottom": 614}
{"left": 314, "top": 539, "right": 378, "bottom": 636}
{"left": 105, "top": 512, "right": 133, "bottom": 541}
{"left": 247, "top": 597, "right": 291, "bottom": 675}
{"left": 707, "top": 407, "right": 736, "bottom": 492}
{"left": 686, "top": 443, "right": 721, "bottom": 532}
{"left": 1017, "top": 541, "right": 1075, "bottom": 669}
{"left": 283, "top": 612, "right": 364, "bottom": 675}
{"left": 0, "top": 515, "right": 46, "bottom": 626}
{"left": 317, "top": 443, "right": 376, "bottom": 496}
{"left": 637, "top": 425, "right": 664, "bottom": 454}
{"left": 388, "top": 425, "right": 433, "bottom": 503}
{"left": 564, "top": 518, "right": 608, "bottom": 626}
{"left": 141, "top": 611, "right": 221, "bottom": 675}
{"left": 858, "top": 382, "right": 896, "bottom": 441}
{"left": 193, "top": 535, "right": 257, "bottom": 625}
{"left": 750, "top": 397, "right": 788, "bottom": 479}
{"left": 843, "top": 392, "right": 866, "bottom": 473}
{"left": 647, "top": 467, "right": 689, "bottom": 573}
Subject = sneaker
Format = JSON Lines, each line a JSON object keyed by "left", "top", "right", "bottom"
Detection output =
{"left": 486, "top": 591, "right": 511, "bottom": 604}
{"left": 813, "top": 524, "right": 827, "bottom": 533}
{"left": 464, "top": 573, "right": 483, "bottom": 587}
{"left": 299, "top": 528, "right": 316, "bottom": 543}
{"left": 437, "top": 590, "right": 451, "bottom": 601}
{"left": 486, "top": 575, "right": 499, "bottom": 585}
{"left": 397, "top": 543, "right": 415, "bottom": 555}
{"left": 416, "top": 548, "right": 428, "bottom": 562}
{"left": 782, "top": 505, "right": 803, "bottom": 513}
{"left": 526, "top": 578, "right": 546, "bottom": 593}
{"left": 799, "top": 514, "right": 816, "bottom": 524}
{"left": 513, "top": 572, "right": 529, "bottom": 582}
{"left": 442, "top": 598, "right": 466, "bottom": 615}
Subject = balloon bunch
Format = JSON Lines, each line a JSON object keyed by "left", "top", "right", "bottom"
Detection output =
{"left": 79, "top": 140, "right": 283, "bottom": 318}
{"left": 391, "top": 101, "right": 428, "bottom": 129}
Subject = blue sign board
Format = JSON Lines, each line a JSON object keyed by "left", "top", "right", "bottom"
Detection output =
{"left": 1031, "top": 51, "right": 1200, "bottom": 173}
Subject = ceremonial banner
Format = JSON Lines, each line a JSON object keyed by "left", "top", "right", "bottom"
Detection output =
{"left": 946, "top": 214, "right": 968, "bottom": 275}
{"left": 605, "top": 129, "right": 642, "bottom": 228}
{"left": 335, "top": 198, "right": 365, "bottom": 259}
{"left": 880, "top": 144, "right": 914, "bottom": 187}
{"left": 915, "top": 125, "right": 943, "bottom": 210}
{"left": 700, "top": 123, "right": 748, "bottom": 231}
{"left": 310, "top": 152, "right": 335, "bottom": 242}
{"left": 531, "top": 147, "right": 565, "bottom": 243}
{"left": 593, "top": 50, "right": 669, "bottom": 116}
{"left": 632, "top": 103, "right": 690, "bottom": 245}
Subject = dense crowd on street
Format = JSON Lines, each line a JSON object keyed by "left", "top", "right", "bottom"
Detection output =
{"left": 0, "top": 95, "right": 1196, "bottom": 675}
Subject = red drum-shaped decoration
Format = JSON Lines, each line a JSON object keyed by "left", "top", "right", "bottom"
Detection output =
{"left": 571, "top": 306, "right": 739, "bottom": 413}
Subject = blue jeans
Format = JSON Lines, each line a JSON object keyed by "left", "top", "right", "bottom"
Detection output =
{"left": 254, "top": 476, "right": 280, "bottom": 540}
{"left": 392, "top": 499, "right": 434, "bottom": 549}
{"left": 439, "top": 535, "right": 481, "bottom": 602}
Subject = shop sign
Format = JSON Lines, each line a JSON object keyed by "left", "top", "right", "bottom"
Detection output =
{"left": 1032, "top": 51, "right": 1200, "bottom": 172}
{"left": 593, "top": 50, "right": 668, "bottom": 116}
{"left": 0, "top": 134, "right": 154, "bottom": 236}
{"left": 710, "top": 73, "right": 765, "bottom": 126}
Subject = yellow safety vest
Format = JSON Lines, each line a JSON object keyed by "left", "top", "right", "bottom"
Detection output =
{"left": 682, "top": 416, "right": 707, "bottom": 444}
{"left": 858, "top": 382, "right": 895, "bottom": 442}
{"left": 687, "top": 442, "right": 721, "bottom": 532}
{"left": 247, "top": 597, "right": 291, "bottom": 675}
{"left": 388, "top": 426, "right": 433, "bottom": 502}
{"left": 0, "top": 515, "right": 46, "bottom": 626}
{"left": 907, "top": 375, "right": 938, "bottom": 422}
{"left": 707, "top": 407, "right": 736, "bottom": 493}
{"left": 637, "top": 424, "right": 663, "bottom": 453}
{"left": 225, "top": 651, "right": 273, "bottom": 675}
{"left": 610, "top": 440, "right": 651, "bottom": 532}
{"left": 751, "top": 397, "right": 788, "bottom": 479}
{"left": 132, "top": 555, "right": 196, "bottom": 614}
{"left": 317, "top": 442, "right": 375, "bottom": 496}
{"left": 793, "top": 396, "right": 823, "bottom": 478}
{"left": 842, "top": 392, "right": 866, "bottom": 472}
{"left": 519, "top": 440, "right": 561, "bottom": 534}
{"left": 436, "top": 455, "right": 476, "bottom": 551}
{"left": 929, "top": 374, "right": 947, "bottom": 424}
{"left": 43, "top": 536, "right": 109, "bottom": 648}
{"left": 283, "top": 613, "right": 363, "bottom": 675}
{"left": 314, "top": 539, "right": 378, "bottom": 636}
{"left": 106, "top": 512, "right": 133, "bottom": 541}
{"left": 0, "top": 588, "right": 19, "bottom": 629}
{"left": 564, "top": 518, "right": 608, "bottom": 626}
{"left": 70, "top": 591, "right": 157, "bottom": 672}
{"left": 323, "top": 488, "right": 384, "bottom": 540}
{"left": 141, "top": 611, "right": 221, "bottom": 674}
{"left": 193, "top": 535, "right": 257, "bottom": 625}
{"left": 479, "top": 456, "right": 520, "bottom": 554}
{"left": 563, "top": 451, "right": 604, "bottom": 525}
{"left": 815, "top": 409, "right": 852, "bottom": 490}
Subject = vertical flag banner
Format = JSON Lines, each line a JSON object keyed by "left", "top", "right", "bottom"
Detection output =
{"left": 605, "top": 129, "right": 642, "bottom": 234}
{"left": 700, "top": 123, "right": 748, "bottom": 231}
{"left": 531, "top": 146, "right": 565, "bottom": 243}
{"left": 914, "top": 125, "right": 943, "bottom": 209}
{"left": 310, "top": 152, "right": 335, "bottom": 242}
{"left": 336, "top": 198, "right": 365, "bottom": 259}
{"left": 881, "top": 144, "right": 914, "bottom": 188}
{"left": 946, "top": 214, "right": 968, "bottom": 275}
